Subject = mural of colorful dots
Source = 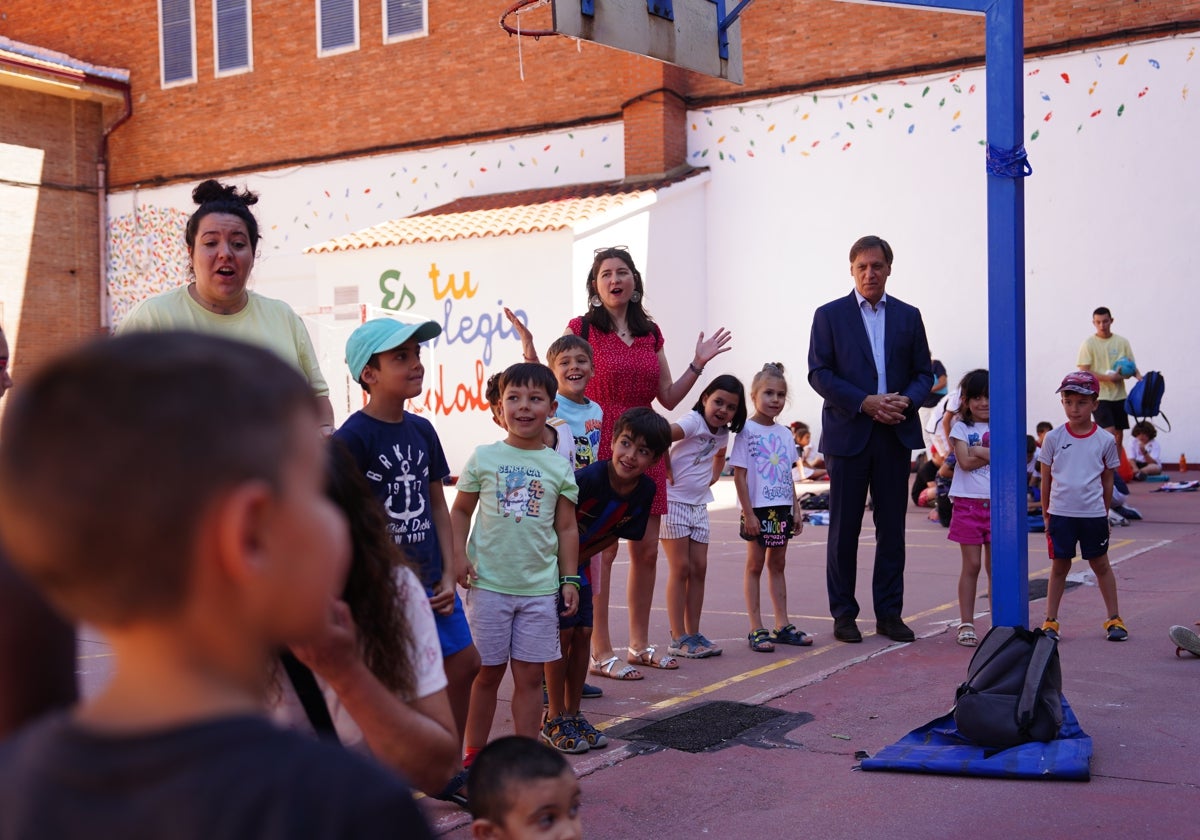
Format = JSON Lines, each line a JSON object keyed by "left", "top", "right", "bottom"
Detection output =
{"left": 106, "top": 205, "right": 190, "bottom": 327}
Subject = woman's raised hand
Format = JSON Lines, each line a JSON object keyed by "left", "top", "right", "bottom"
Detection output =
{"left": 694, "top": 327, "right": 733, "bottom": 367}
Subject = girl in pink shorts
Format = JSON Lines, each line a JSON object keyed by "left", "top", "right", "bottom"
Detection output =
{"left": 947, "top": 369, "right": 991, "bottom": 647}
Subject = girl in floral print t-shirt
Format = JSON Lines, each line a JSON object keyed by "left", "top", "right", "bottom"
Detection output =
{"left": 729, "top": 364, "right": 811, "bottom": 654}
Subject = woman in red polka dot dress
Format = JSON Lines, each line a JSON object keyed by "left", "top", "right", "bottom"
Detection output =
{"left": 567, "top": 248, "right": 731, "bottom": 679}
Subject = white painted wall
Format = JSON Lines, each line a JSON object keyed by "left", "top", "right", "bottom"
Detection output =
{"left": 105, "top": 36, "right": 1200, "bottom": 467}
{"left": 688, "top": 36, "right": 1199, "bottom": 463}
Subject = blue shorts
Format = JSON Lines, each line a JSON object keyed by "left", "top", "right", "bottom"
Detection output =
{"left": 1046, "top": 514, "right": 1110, "bottom": 561}
{"left": 431, "top": 589, "right": 474, "bottom": 657}
{"left": 557, "top": 583, "right": 594, "bottom": 631}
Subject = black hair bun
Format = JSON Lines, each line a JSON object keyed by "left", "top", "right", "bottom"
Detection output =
{"left": 192, "top": 179, "right": 259, "bottom": 208}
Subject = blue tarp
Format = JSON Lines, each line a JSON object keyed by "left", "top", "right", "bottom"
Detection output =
{"left": 860, "top": 695, "right": 1091, "bottom": 780}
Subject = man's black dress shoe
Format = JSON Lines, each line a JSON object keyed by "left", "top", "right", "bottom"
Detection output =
{"left": 833, "top": 616, "right": 863, "bottom": 643}
{"left": 876, "top": 616, "right": 916, "bottom": 642}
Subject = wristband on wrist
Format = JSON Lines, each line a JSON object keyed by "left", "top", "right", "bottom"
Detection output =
{"left": 688, "top": 362, "right": 704, "bottom": 376}
{"left": 559, "top": 575, "right": 582, "bottom": 590}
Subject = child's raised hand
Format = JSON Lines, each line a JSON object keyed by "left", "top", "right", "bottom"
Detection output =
{"left": 559, "top": 584, "right": 579, "bottom": 617}
{"left": 693, "top": 327, "right": 733, "bottom": 366}
{"left": 503, "top": 307, "right": 537, "bottom": 360}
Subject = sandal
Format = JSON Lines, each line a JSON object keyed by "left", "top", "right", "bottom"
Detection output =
{"left": 956, "top": 622, "right": 978, "bottom": 647}
{"left": 1104, "top": 615, "right": 1129, "bottom": 642}
{"left": 572, "top": 715, "right": 609, "bottom": 748}
{"left": 541, "top": 714, "right": 589, "bottom": 754}
{"left": 432, "top": 769, "right": 469, "bottom": 808}
{"left": 748, "top": 628, "right": 775, "bottom": 653}
{"left": 668, "top": 634, "right": 716, "bottom": 659}
{"left": 589, "top": 654, "right": 643, "bottom": 681}
{"left": 695, "top": 633, "right": 723, "bottom": 657}
{"left": 627, "top": 645, "right": 678, "bottom": 670}
{"left": 772, "top": 624, "right": 814, "bottom": 647}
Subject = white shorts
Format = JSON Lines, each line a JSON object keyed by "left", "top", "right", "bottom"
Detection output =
{"left": 464, "top": 587, "right": 562, "bottom": 667}
{"left": 661, "top": 500, "right": 711, "bottom": 543}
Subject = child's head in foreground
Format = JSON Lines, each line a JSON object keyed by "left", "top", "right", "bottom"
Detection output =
{"left": 0, "top": 332, "right": 348, "bottom": 656}
{"left": 610, "top": 407, "right": 671, "bottom": 481}
{"left": 468, "top": 736, "right": 581, "bottom": 840}
{"left": 546, "top": 335, "right": 594, "bottom": 403}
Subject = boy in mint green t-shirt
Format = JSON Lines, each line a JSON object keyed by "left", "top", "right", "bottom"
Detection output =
{"left": 451, "top": 362, "right": 580, "bottom": 762}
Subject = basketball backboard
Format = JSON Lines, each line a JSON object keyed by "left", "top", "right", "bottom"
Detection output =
{"left": 552, "top": 0, "right": 744, "bottom": 84}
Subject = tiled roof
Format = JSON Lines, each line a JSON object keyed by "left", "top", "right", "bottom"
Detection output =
{"left": 305, "top": 168, "right": 707, "bottom": 254}
{"left": 0, "top": 36, "right": 129, "bottom": 84}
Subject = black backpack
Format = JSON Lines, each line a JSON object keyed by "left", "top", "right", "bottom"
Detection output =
{"left": 953, "top": 625, "right": 1063, "bottom": 748}
{"left": 1125, "top": 370, "right": 1169, "bottom": 430}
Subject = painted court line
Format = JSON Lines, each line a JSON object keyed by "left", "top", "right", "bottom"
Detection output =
{"left": 595, "top": 533, "right": 1175, "bottom": 733}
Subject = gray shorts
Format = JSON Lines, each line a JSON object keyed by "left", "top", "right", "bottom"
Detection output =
{"left": 464, "top": 587, "right": 562, "bottom": 667}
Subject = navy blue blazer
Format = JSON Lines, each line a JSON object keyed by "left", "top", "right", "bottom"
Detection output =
{"left": 807, "top": 291, "right": 933, "bottom": 458}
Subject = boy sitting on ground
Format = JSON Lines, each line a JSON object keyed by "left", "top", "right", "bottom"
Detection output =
{"left": 0, "top": 333, "right": 431, "bottom": 838}
{"left": 1126, "top": 420, "right": 1163, "bottom": 480}
{"left": 467, "top": 735, "right": 582, "bottom": 840}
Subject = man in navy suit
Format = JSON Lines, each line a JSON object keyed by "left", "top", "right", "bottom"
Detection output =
{"left": 808, "top": 236, "right": 933, "bottom": 643}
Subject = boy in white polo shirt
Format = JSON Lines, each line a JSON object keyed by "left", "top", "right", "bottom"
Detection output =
{"left": 1038, "top": 370, "right": 1128, "bottom": 642}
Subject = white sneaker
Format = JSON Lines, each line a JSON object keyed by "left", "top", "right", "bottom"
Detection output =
{"left": 1108, "top": 510, "right": 1129, "bottom": 527}
{"left": 1169, "top": 625, "right": 1200, "bottom": 657}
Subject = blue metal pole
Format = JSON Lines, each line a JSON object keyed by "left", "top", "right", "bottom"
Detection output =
{"left": 984, "top": 0, "right": 1029, "bottom": 627}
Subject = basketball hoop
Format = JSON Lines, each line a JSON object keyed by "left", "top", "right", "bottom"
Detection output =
{"left": 499, "top": 0, "right": 557, "bottom": 39}
{"left": 499, "top": 0, "right": 566, "bottom": 80}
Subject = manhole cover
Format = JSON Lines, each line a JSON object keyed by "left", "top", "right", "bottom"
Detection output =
{"left": 1027, "top": 578, "right": 1081, "bottom": 601}
{"left": 621, "top": 701, "right": 806, "bottom": 754}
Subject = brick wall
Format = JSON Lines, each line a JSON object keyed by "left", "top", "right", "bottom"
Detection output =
{"left": 0, "top": 86, "right": 105, "bottom": 382}
{"left": 2, "top": 1, "right": 1195, "bottom": 186}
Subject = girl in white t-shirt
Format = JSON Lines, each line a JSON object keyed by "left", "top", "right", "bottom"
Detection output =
{"left": 730, "top": 363, "right": 810, "bottom": 653}
{"left": 947, "top": 369, "right": 991, "bottom": 647}
{"left": 663, "top": 374, "right": 746, "bottom": 659}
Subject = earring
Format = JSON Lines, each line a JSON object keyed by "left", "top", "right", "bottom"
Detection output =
{"left": 630, "top": 291, "right": 642, "bottom": 303}
{"left": 589, "top": 295, "right": 602, "bottom": 308}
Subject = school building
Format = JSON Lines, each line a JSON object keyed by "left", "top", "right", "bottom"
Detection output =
{"left": 2, "top": 1, "right": 1196, "bottom": 466}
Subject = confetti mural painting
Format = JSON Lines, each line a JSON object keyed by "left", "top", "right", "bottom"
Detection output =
{"left": 688, "top": 37, "right": 1197, "bottom": 165}
{"left": 107, "top": 205, "right": 190, "bottom": 326}
{"left": 105, "top": 126, "right": 619, "bottom": 326}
